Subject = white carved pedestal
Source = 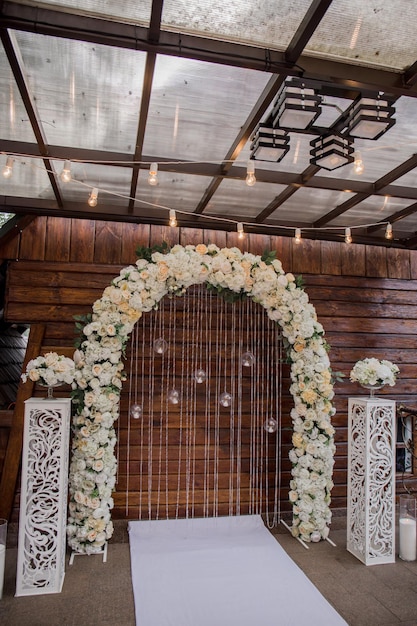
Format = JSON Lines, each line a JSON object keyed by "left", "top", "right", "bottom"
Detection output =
{"left": 347, "top": 396, "right": 396, "bottom": 565}
{"left": 16, "top": 397, "right": 71, "bottom": 596}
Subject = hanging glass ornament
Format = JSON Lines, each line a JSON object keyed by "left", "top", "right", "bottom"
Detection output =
{"left": 264, "top": 417, "right": 278, "bottom": 433}
{"left": 130, "top": 403, "right": 143, "bottom": 419}
{"left": 153, "top": 337, "right": 168, "bottom": 354}
{"left": 241, "top": 351, "right": 255, "bottom": 367}
{"left": 168, "top": 388, "right": 180, "bottom": 404}
{"left": 219, "top": 391, "right": 233, "bottom": 407}
{"left": 193, "top": 368, "right": 207, "bottom": 384}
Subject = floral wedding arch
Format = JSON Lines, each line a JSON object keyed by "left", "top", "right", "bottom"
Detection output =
{"left": 66, "top": 243, "right": 336, "bottom": 554}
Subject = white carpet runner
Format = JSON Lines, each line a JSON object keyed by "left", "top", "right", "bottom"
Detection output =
{"left": 128, "top": 515, "right": 347, "bottom": 626}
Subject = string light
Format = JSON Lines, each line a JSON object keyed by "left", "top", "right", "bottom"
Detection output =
{"left": 2, "top": 156, "right": 14, "bottom": 178}
{"left": 60, "top": 160, "right": 72, "bottom": 183}
{"left": 246, "top": 160, "right": 256, "bottom": 186}
{"left": 88, "top": 187, "right": 98, "bottom": 207}
{"left": 1, "top": 153, "right": 401, "bottom": 244}
{"left": 148, "top": 162, "right": 158, "bottom": 186}
{"left": 169, "top": 209, "right": 177, "bottom": 227}
{"left": 345, "top": 227, "right": 353, "bottom": 243}
{"left": 353, "top": 151, "right": 364, "bottom": 174}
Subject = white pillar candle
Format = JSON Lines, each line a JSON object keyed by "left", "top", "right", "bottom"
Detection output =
{"left": 399, "top": 517, "right": 417, "bottom": 561}
{"left": 0, "top": 544, "right": 5, "bottom": 599}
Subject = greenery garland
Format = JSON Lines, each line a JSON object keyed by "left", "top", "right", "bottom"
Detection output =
{"left": 66, "top": 243, "right": 336, "bottom": 553}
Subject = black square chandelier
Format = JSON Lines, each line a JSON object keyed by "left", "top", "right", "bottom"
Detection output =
{"left": 250, "top": 78, "right": 396, "bottom": 171}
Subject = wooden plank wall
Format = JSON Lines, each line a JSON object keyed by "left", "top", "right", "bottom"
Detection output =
{"left": 2, "top": 216, "right": 417, "bottom": 522}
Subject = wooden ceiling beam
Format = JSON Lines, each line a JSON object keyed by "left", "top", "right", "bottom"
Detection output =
{"left": 314, "top": 154, "right": 417, "bottom": 227}
{"left": 0, "top": 30, "right": 63, "bottom": 208}
{"left": 2, "top": 1, "right": 417, "bottom": 98}
{"left": 285, "top": 0, "right": 333, "bottom": 64}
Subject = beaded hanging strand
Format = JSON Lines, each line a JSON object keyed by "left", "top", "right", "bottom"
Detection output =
{"left": 138, "top": 316, "right": 146, "bottom": 520}
{"left": 124, "top": 324, "right": 135, "bottom": 516}
{"left": 155, "top": 298, "right": 166, "bottom": 520}
{"left": 203, "top": 286, "right": 212, "bottom": 517}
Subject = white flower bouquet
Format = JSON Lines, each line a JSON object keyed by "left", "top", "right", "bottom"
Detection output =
{"left": 21, "top": 351, "right": 76, "bottom": 387}
{"left": 350, "top": 358, "right": 399, "bottom": 387}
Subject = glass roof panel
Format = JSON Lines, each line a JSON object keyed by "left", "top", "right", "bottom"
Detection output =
{"left": 268, "top": 188, "right": 356, "bottom": 224}
{"left": 390, "top": 213, "right": 417, "bottom": 239}
{"left": 12, "top": 0, "right": 152, "bottom": 24}
{"left": 318, "top": 96, "right": 417, "bottom": 184}
{"left": 13, "top": 31, "right": 146, "bottom": 153}
{"left": 326, "top": 196, "right": 413, "bottom": 227}
{"left": 0, "top": 39, "right": 37, "bottom": 143}
{"left": 134, "top": 170, "right": 211, "bottom": 213}
{"left": 162, "top": 0, "right": 310, "bottom": 50}
{"left": 52, "top": 161, "right": 132, "bottom": 206}
{"left": 206, "top": 179, "right": 288, "bottom": 220}
{"left": 143, "top": 55, "right": 272, "bottom": 161}
{"left": 1, "top": 156, "right": 53, "bottom": 199}
{"left": 307, "top": 0, "right": 417, "bottom": 70}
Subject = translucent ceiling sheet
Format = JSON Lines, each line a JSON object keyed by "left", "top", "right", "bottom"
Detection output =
{"left": 143, "top": 55, "right": 272, "bottom": 162}
{"left": 1, "top": 156, "right": 53, "bottom": 199}
{"left": 0, "top": 40, "right": 37, "bottom": 143}
{"left": 207, "top": 179, "right": 288, "bottom": 220}
{"left": 162, "top": 0, "right": 310, "bottom": 50}
{"left": 13, "top": 31, "right": 146, "bottom": 153}
{"left": 134, "top": 171, "right": 210, "bottom": 213}
{"left": 307, "top": 0, "right": 417, "bottom": 70}
{"left": 326, "top": 196, "right": 413, "bottom": 227}
{"left": 389, "top": 213, "right": 417, "bottom": 239}
{"left": 12, "top": 0, "right": 152, "bottom": 24}
{"left": 268, "top": 188, "right": 355, "bottom": 224}
{"left": 318, "top": 96, "right": 417, "bottom": 184}
{"left": 52, "top": 161, "right": 133, "bottom": 207}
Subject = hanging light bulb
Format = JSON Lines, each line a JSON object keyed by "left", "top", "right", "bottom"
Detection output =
{"left": 294, "top": 228, "right": 302, "bottom": 244}
{"left": 2, "top": 156, "right": 14, "bottom": 179}
{"left": 241, "top": 351, "right": 255, "bottom": 367}
{"left": 264, "top": 417, "right": 278, "bottom": 433}
{"left": 168, "top": 388, "right": 180, "bottom": 405}
{"left": 60, "top": 160, "right": 72, "bottom": 182}
{"left": 385, "top": 222, "right": 393, "bottom": 240}
{"left": 169, "top": 209, "right": 177, "bottom": 227}
{"left": 245, "top": 160, "right": 256, "bottom": 186}
{"left": 88, "top": 187, "right": 98, "bottom": 207}
{"left": 237, "top": 222, "right": 245, "bottom": 239}
{"left": 345, "top": 227, "right": 352, "bottom": 244}
{"left": 148, "top": 162, "right": 158, "bottom": 186}
{"left": 353, "top": 151, "right": 364, "bottom": 175}
{"left": 219, "top": 391, "right": 233, "bottom": 407}
{"left": 193, "top": 368, "right": 207, "bottom": 384}
{"left": 130, "top": 403, "right": 143, "bottom": 419}
{"left": 153, "top": 337, "right": 168, "bottom": 354}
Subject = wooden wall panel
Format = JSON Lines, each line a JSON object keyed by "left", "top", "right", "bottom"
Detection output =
{"left": 18, "top": 216, "right": 47, "bottom": 260}
{"left": 341, "top": 242, "right": 366, "bottom": 275}
{"left": 3, "top": 215, "right": 417, "bottom": 521}
{"left": 69, "top": 219, "right": 95, "bottom": 263}
{"left": 45, "top": 217, "right": 71, "bottom": 262}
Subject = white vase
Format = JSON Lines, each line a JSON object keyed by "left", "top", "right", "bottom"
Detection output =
{"left": 360, "top": 383, "right": 385, "bottom": 398}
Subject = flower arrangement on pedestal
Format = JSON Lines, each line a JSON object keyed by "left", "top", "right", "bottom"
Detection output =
{"left": 21, "top": 352, "right": 75, "bottom": 387}
{"left": 63, "top": 243, "right": 336, "bottom": 553}
{"left": 350, "top": 358, "right": 399, "bottom": 388}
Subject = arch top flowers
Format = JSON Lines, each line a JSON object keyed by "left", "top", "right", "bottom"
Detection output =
{"left": 66, "top": 243, "right": 336, "bottom": 553}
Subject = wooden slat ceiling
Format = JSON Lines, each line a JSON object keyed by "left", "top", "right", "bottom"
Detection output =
{"left": 2, "top": 0, "right": 417, "bottom": 248}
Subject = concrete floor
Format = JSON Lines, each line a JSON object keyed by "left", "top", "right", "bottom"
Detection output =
{"left": 1, "top": 517, "right": 417, "bottom": 626}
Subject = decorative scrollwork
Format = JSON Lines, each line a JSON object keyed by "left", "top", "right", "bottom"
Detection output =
{"left": 16, "top": 400, "right": 71, "bottom": 595}
{"left": 347, "top": 398, "right": 395, "bottom": 565}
